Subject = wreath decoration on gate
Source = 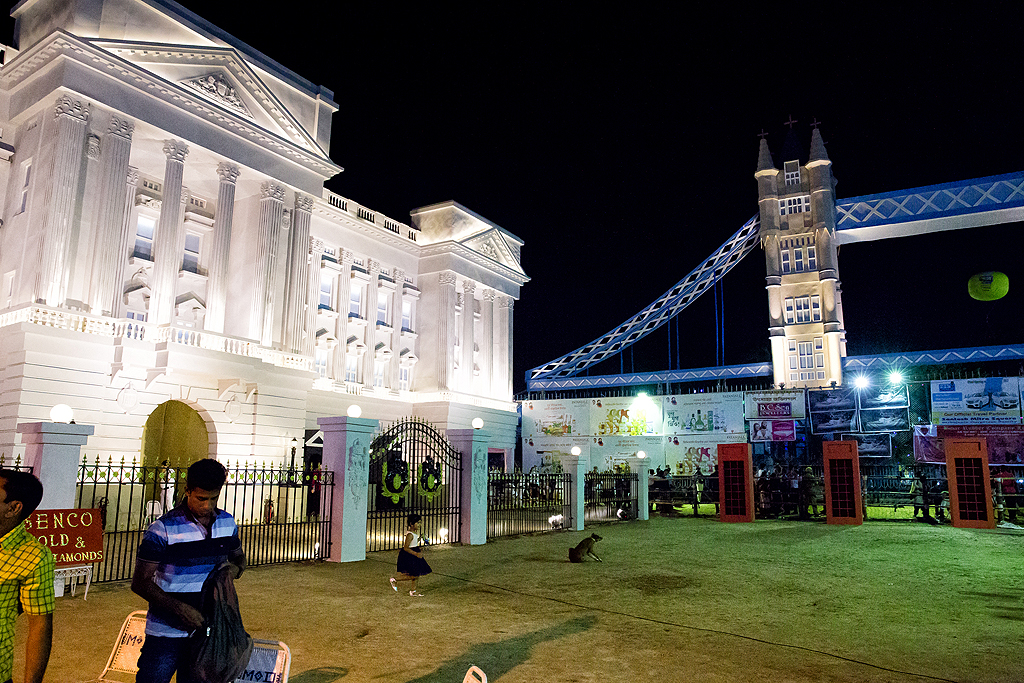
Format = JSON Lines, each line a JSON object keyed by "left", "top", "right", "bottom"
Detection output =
{"left": 380, "top": 448, "right": 410, "bottom": 503}
{"left": 418, "top": 457, "right": 443, "bottom": 502}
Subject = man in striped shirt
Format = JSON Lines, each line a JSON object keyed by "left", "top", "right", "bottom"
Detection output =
{"left": 0, "top": 470, "right": 53, "bottom": 683}
{"left": 132, "top": 458, "right": 245, "bottom": 683}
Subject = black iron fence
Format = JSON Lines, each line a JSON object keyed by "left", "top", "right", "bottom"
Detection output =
{"left": 0, "top": 454, "right": 32, "bottom": 472}
{"left": 487, "top": 471, "right": 572, "bottom": 538}
{"left": 584, "top": 472, "right": 638, "bottom": 522}
{"left": 75, "top": 458, "right": 334, "bottom": 582}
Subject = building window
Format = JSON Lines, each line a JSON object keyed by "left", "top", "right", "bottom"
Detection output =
{"left": 345, "top": 355, "right": 358, "bottom": 383}
{"left": 182, "top": 233, "right": 201, "bottom": 274}
{"left": 811, "top": 295, "right": 821, "bottom": 322}
{"left": 796, "top": 296, "right": 811, "bottom": 323}
{"left": 319, "top": 270, "right": 334, "bottom": 310}
{"left": 314, "top": 348, "right": 329, "bottom": 378}
{"left": 349, "top": 285, "right": 361, "bottom": 317}
{"left": 784, "top": 298, "right": 795, "bottom": 324}
{"left": 377, "top": 291, "right": 388, "bottom": 325}
{"left": 798, "top": 341, "right": 814, "bottom": 381}
{"left": 794, "top": 247, "right": 804, "bottom": 272}
{"left": 373, "top": 360, "right": 386, "bottom": 387}
{"left": 781, "top": 250, "right": 791, "bottom": 274}
{"left": 127, "top": 310, "right": 146, "bottom": 322}
{"left": 17, "top": 161, "right": 31, "bottom": 214}
{"left": 806, "top": 245, "right": 816, "bottom": 270}
{"left": 133, "top": 216, "right": 156, "bottom": 260}
{"left": 779, "top": 195, "right": 811, "bottom": 216}
{"left": 399, "top": 365, "right": 411, "bottom": 391}
{"left": 784, "top": 162, "right": 800, "bottom": 186}
{"left": 401, "top": 300, "right": 412, "bottom": 331}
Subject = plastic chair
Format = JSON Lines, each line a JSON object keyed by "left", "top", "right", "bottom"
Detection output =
{"left": 463, "top": 665, "right": 487, "bottom": 683}
{"left": 96, "top": 610, "right": 291, "bottom": 682}
{"left": 142, "top": 500, "right": 164, "bottom": 528}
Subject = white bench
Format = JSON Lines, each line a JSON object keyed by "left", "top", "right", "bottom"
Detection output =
{"left": 53, "top": 564, "right": 92, "bottom": 600}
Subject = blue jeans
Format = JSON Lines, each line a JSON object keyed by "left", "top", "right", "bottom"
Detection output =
{"left": 135, "top": 635, "right": 194, "bottom": 683}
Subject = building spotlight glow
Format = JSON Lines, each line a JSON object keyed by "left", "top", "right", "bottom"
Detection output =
{"left": 853, "top": 376, "right": 870, "bottom": 389}
{"left": 438, "top": 527, "right": 449, "bottom": 543}
{"left": 888, "top": 370, "right": 904, "bottom": 385}
{"left": 346, "top": 404, "right": 362, "bottom": 418}
{"left": 571, "top": 446, "right": 581, "bottom": 456}
{"left": 637, "top": 450, "right": 647, "bottom": 459}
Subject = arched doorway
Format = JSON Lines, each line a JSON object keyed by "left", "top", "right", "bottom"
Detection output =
{"left": 141, "top": 400, "right": 210, "bottom": 510}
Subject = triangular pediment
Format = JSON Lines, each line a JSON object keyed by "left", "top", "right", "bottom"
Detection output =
{"left": 91, "top": 40, "right": 327, "bottom": 157}
{"left": 461, "top": 229, "right": 526, "bottom": 276}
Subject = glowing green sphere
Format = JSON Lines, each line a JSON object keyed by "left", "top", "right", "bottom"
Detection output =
{"left": 968, "top": 272, "right": 1009, "bottom": 301}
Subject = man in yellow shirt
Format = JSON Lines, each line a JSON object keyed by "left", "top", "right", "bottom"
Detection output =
{"left": 0, "top": 470, "right": 54, "bottom": 683}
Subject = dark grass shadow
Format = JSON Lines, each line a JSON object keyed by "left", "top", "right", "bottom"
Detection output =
{"left": 960, "top": 591, "right": 1024, "bottom": 620}
{"left": 402, "top": 615, "right": 597, "bottom": 683}
{"left": 289, "top": 666, "right": 349, "bottom": 682}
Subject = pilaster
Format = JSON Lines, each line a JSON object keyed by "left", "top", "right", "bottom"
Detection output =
{"left": 461, "top": 280, "right": 476, "bottom": 394}
{"left": 17, "top": 422, "right": 95, "bottom": 510}
{"left": 333, "top": 248, "right": 354, "bottom": 379}
{"left": 89, "top": 115, "right": 134, "bottom": 316}
{"left": 480, "top": 289, "right": 495, "bottom": 398}
{"left": 389, "top": 269, "right": 405, "bottom": 389}
{"left": 250, "top": 181, "right": 285, "bottom": 345}
{"left": 149, "top": 140, "right": 188, "bottom": 325}
{"left": 39, "top": 96, "right": 90, "bottom": 307}
{"left": 283, "top": 194, "right": 313, "bottom": 352}
{"left": 495, "top": 296, "right": 514, "bottom": 400}
{"left": 362, "top": 260, "right": 381, "bottom": 387}
{"left": 206, "top": 163, "right": 239, "bottom": 333}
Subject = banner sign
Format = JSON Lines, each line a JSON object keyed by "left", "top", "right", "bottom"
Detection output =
{"left": 663, "top": 392, "right": 744, "bottom": 435}
{"left": 664, "top": 432, "right": 747, "bottom": 475}
{"left": 913, "top": 424, "right": 1024, "bottom": 465}
{"left": 808, "top": 388, "right": 858, "bottom": 435}
{"left": 521, "top": 399, "right": 589, "bottom": 438}
{"left": 589, "top": 435, "right": 664, "bottom": 471}
{"left": 744, "top": 390, "right": 806, "bottom": 420}
{"left": 589, "top": 396, "right": 661, "bottom": 436}
{"left": 749, "top": 420, "right": 796, "bottom": 441}
{"left": 840, "top": 433, "right": 892, "bottom": 458}
{"left": 930, "top": 377, "right": 1022, "bottom": 425}
{"left": 24, "top": 509, "right": 104, "bottom": 566}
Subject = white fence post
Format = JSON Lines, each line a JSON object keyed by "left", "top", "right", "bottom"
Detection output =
{"left": 17, "top": 422, "right": 94, "bottom": 510}
{"left": 447, "top": 428, "right": 490, "bottom": 545}
{"left": 558, "top": 454, "right": 587, "bottom": 531}
{"left": 318, "top": 415, "right": 378, "bottom": 562}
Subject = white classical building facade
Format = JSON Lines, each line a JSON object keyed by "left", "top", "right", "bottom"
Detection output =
{"left": 0, "top": 0, "right": 527, "bottom": 465}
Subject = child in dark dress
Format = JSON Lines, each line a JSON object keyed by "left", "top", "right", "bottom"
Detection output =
{"left": 389, "top": 513, "right": 432, "bottom": 596}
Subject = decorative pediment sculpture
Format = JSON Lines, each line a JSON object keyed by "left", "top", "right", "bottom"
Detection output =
{"left": 179, "top": 72, "right": 254, "bottom": 119}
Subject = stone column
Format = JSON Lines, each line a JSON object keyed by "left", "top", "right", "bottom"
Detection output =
{"left": 301, "top": 236, "right": 320, "bottom": 359}
{"left": 283, "top": 194, "right": 313, "bottom": 353}
{"left": 39, "top": 96, "right": 90, "bottom": 307}
{"left": 627, "top": 457, "right": 650, "bottom": 521}
{"left": 108, "top": 167, "right": 139, "bottom": 319}
{"left": 447, "top": 428, "right": 490, "bottom": 545}
{"left": 317, "top": 415, "right": 378, "bottom": 562}
{"left": 436, "top": 272, "right": 457, "bottom": 391}
{"left": 333, "top": 248, "right": 353, "bottom": 379}
{"left": 480, "top": 289, "right": 495, "bottom": 397}
{"left": 389, "top": 269, "right": 405, "bottom": 389}
{"left": 361, "top": 260, "right": 380, "bottom": 387}
{"left": 17, "top": 422, "right": 95, "bottom": 511}
{"left": 461, "top": 280, "right": 476, "bottom": 393}
{"left": 250, "top": 182, "right": 285, "bottom": 345}
{"left": 558, "top": 454, "right": 587, "bottom": 531}
{"left": 149, "top": 140, "right": 188, "bottom": 325}
{"left": 89, "top": 115, "right": 134, "bottom": 316}
{"left": 206, "top": 163, "right": 240, "bottom": 334}
{"left": 495, "top": 296, "right": 514, "bottom": 400}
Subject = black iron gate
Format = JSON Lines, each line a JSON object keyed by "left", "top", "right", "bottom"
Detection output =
{"left": 75, "top": 457, "right": 334, "bottom": 582}
{"left": 366, "top": 417, "right": 461, "bottom": 552}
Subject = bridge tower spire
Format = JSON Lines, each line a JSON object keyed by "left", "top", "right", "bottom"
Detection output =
{"left": 755, "top": 125, "right": 846, "bottom": 388}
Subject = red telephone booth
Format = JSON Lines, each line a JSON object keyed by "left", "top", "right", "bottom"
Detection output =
{"left": 823, "top": 440, "right": 862, "bottom": 525}
{"left": 944, "top": 438, "right": 995, "bottom": 529}
{"left": 717, "top": 443, "right": 754, "bottom": 522}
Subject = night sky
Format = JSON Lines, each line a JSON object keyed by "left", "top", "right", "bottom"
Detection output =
{"left": 6, "top": 3, "right": 1023, "bottom": 392}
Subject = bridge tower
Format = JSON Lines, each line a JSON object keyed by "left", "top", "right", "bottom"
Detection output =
{"left": 755, "top": 126, "right": 847, "bottom": 388}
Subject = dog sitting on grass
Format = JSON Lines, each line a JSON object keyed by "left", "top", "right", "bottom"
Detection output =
{"left": 568, "top": 533, "right": 603, "bottom": 563}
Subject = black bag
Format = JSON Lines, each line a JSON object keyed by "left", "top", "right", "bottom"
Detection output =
{"left": 188, "top": 564, "right": 254, "bottom": 683}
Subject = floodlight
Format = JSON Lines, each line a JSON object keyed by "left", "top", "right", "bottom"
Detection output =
{"left": 853, "top": 376, "right": 870, "bottom": 389}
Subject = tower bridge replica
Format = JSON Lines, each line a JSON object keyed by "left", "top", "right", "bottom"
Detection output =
{"left": 527, "top": 127, "right": 1024, "bottom": 395}
{"left": 520, "top": 127, "right": 1024, "bottom": 528}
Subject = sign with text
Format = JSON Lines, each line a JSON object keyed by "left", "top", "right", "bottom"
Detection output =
{"left": 749, "top": 419, "right": 796, "bottom": 442}
{"left": 24, "top": 509, "right": 104, "bottom": 566}
{"left": 930, "top": 377, "right": 1022, "bottom": 425}
{"left": 663, "top": 392, "right": 744, "bottom": 435}
{"left": 744, "top": 390, "right": 806, "bottom": 420}
{"left": 589, "top": 396, "right": 661, "bottom": 436}
{"left": 521, "top": 399, "right": 589, "bottom": 438}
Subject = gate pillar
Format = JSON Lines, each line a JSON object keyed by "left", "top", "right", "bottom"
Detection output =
{"left": 319, "top": 415, "right": 378, "bottom": 562}
{"left": 625, "top": 457, "right": 650, "bottom": 521}
{"left": 17, "top": 421, "right": 95, "bottom": 510}
{"left": 448, "top": 428, "right": 490, "bottom": 545}
{"left": 558, "top": 454, "right": 587, "bottom": 531}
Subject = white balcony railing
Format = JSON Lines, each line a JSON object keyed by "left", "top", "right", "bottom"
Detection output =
{"left": 322, "top": 189, "right": 420, "bottom": 242}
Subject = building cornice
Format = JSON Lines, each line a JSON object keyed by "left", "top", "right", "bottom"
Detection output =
{"left": 0, "top": 31, "right": 343, "bottom": 180}
{"left": 418, "top": 241, "right": 531, "bottom": 286}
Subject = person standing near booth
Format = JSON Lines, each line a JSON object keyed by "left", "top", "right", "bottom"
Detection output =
{"left": 0, "top": 469, "right": 54, "bottom": 683}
